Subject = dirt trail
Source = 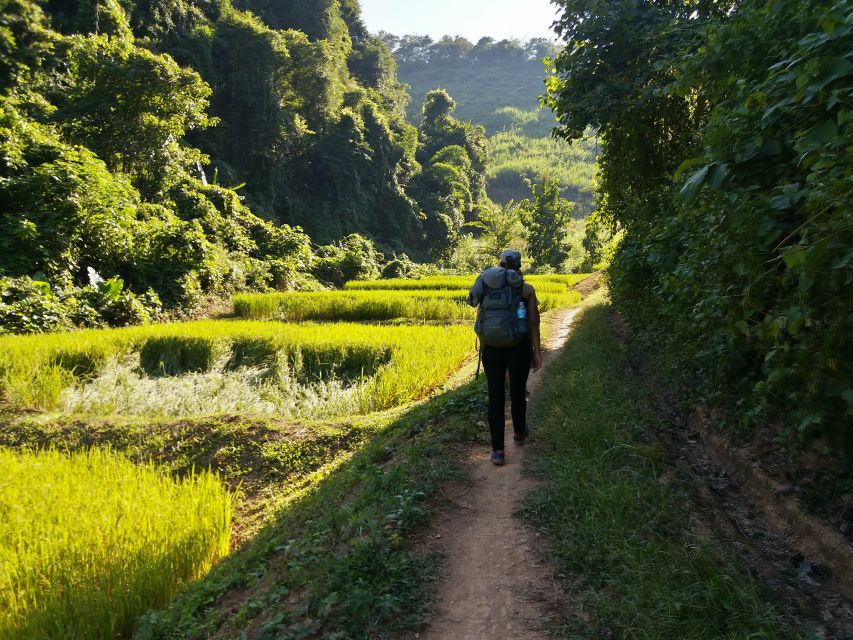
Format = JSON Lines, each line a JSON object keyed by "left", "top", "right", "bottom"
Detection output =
{"left": 418, "top": 308, "right": 581, "bottom": 639}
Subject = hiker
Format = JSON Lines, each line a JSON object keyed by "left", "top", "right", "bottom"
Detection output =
{"left": 467, "top": 250, "right": 542, "bottom": 466}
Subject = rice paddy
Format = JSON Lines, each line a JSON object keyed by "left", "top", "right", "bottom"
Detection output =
{"left": 0, "top": 271, "right": 587, "bottom": 638}
{"left": 0, "top": 448, "right": 232, "bottom": 640}
{"left": 232, "top": 288, "right": 579, "bottom": 321}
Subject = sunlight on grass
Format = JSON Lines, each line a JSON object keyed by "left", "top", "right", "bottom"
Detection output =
{"left": 0, "top": 448, "right": 233, "bottom": 640}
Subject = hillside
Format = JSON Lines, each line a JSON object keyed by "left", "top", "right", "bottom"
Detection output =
{"left": 0, "top": 0, "right": 497, "bottom": 331}
{"left": 381, "top": 34, "right": 598, "bottom": 211}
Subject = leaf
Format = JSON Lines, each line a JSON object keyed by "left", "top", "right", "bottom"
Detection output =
{"left": 806, "top": 118, "right": 839, "bottom": 147}
{"left": 99, "top": 277, "right": 124, "bottom": 300}
{"left": 679, "top": 164, "right": 710, "bottom": 204}
{"left": 782, "top": 249, "right": 807, "bottom": 270}
{"left": 674, "top": 156, "right": 707, "bottom": 181}
{"left": 768, "top": 195, "right": 790, "bottom": 209}
{"left": 806, "top": 57, "right": 853, "bottom": 94}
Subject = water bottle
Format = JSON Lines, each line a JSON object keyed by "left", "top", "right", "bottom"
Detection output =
{"left": 516, "top": 300, "right": 528, "bottom": 334}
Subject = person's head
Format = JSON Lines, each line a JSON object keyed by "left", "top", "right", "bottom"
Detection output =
{"left": 499, "top": 249, "right": 522, "bottom": 271}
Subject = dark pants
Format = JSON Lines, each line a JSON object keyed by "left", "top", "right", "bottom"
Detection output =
{"left": 482, "top": 341, "right": 531, "bottom": 451}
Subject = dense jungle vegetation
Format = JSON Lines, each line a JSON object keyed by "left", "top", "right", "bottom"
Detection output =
{"left": 0, "top": 0, "right": 529, "bottom": 331}
{"left": 547, "top": 0, "right": 852, "bottom": 453}
{"left": 382, "top": 33, "right": 598, "bottom": 211}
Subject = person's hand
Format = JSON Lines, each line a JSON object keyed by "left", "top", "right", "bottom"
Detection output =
{"left": 532, "top": 351, "right": 542, "bottom": 372}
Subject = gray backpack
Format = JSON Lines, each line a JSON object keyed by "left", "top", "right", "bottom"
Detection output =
{"left": 468, "top": 267, "right": 525, "bottom": 347}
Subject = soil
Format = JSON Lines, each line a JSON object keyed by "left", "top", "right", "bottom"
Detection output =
{"left": 416, "top": 307, "right": 582, "bottom": 639}
{"left": 612, "top": 313, "right": 853, "bottom": 640}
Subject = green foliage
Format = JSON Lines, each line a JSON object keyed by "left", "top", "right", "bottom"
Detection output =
{"left": 312, "top": 233, "right": 382, "bottom": 288}
{"left": 44, "top": 33, "right": 214, "bottom": 198}
{"left": 0, "top": 0, "right": 315, "bottom": 331}
{"left": 549, "top": 0, "right": 852, "bottom": 446}
{"left": 410, "top": 89, "right": 490, "bottom": 259}
{"left": 0, "top": 277, "right": 70, "bottom": 334}
{"left": 381, "top": 253, "right": 415, "bottom": 279}
{"left": 0, "top": 274, "right": 161, "bottom": 335}
{"left": 520, "top": 175, "right": 574, "bottom": 270}
{"left": 472, "top": 200, "right": 526, "bottom": 263}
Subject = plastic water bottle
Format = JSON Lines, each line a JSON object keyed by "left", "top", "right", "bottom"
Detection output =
{"left": 516, "top": 300, "right": 528, "bottom": 334}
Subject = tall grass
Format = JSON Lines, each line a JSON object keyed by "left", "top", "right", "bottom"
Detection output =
{"left": 0, "top": 447, "right": 232, "bottom": 640}
{"left": 0, "top": 321, "right": 476, "bottom": 414}
{"left": 232, "top": 288, "right": 578, "bottom": 322}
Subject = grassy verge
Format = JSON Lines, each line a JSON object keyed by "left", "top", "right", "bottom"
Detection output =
{"left": 522, "top": 303, "right": 798, "bottom": 639}
{"left": 127, "top": 371, "right": 489, "bottom": 639}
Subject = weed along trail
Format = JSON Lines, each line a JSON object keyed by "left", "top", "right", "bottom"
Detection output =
{"left": 419, "top": 307, "right": 582, "bottom": 639}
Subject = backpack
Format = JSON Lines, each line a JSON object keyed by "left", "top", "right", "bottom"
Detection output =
{"left": 471, "top": 267, "right": 526, "bottom": 348}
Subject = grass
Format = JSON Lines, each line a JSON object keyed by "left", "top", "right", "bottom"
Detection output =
{"left": 522, "top": 303, "right": 798, "bottom": 639}
{"left": 0, "top": 321, "right": 475, "bottom": 414}
{"left": 126, "top": 363, "right": 491, "bottom": 640}
{"left": 0, "top": 447, "right": 233, "bottom": 640}
{"left": 232, "top": 288, "right": 579, "bottom": 321}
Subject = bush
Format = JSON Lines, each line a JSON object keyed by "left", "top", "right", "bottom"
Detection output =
{"left": 381, "top": 254, "right": 416, "bottom": 279}
{"left": 0, "top": 276, "right": 161, "bottom": 335}
{"left": 312, "top": 234, "right": 382, "bottom": 287}
{"left": 0, "top": 278, "right": 71, "bottom": 335}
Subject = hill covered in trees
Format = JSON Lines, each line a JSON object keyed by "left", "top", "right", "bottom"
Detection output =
{"left": 0, "top": 0, "right": 498, "bottom": 330}
{"left": 381, "top": 33, "right": 597, "bottom": 212}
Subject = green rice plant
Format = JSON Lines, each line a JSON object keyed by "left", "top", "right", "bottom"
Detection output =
{"left": 525, "top": 273, "right": 592, "bottom": 287}
{"left": 0, "top": 322, "right": 479, "bottom": 415}
{"left": 343, "top": 276, "right": 569, "bottom": 294}
{"left": 232, "top": 289, "right": 578, "bottom": 322}
{"left": 0, "top": 447, "right": 233, "bottom": 640}
{"left": 139, "top": 336, "right": 222, "bottom": 377}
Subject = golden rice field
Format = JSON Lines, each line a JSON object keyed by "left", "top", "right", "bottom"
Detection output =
{"left": 0, "top": 448, "right": 232, "bottom": 640}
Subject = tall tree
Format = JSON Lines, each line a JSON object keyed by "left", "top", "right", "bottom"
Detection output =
{"left": 520, "top": 175, "right": 572, "bottom": 269}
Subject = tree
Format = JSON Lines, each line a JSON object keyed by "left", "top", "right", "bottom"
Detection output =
{"left": 474, "top": 200, "right": 525, "bottom": 263}
{"left": 520, "top": 175, "right": 573, "bottom": 270}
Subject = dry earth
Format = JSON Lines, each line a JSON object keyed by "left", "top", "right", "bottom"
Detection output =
{"left": 416, "top": 307, "right": 581, "bottom": 639}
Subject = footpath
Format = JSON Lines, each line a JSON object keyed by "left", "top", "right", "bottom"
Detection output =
{"left": 418, "top": 307, "right": 581, "bottom": 639}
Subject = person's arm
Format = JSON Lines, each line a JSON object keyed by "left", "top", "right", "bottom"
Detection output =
{"left": 466, "top": 276, "right": 483, "bottom": 308}
{"left": 525, "top": 283, "right": 542, "bottom": 371}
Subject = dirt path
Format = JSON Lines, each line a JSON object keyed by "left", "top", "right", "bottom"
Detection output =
{"left": 418, "top": 308, "right": 581, "bottom": 639}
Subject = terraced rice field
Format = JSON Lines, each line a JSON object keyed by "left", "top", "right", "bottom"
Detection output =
{"left": 0, "top": 272, "right": 586, "bottom": 639}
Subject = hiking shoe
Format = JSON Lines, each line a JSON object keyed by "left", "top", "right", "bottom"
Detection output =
{"left": 490, "top": 450, "right": 505, "bottom": 466}
{"left": 513, "top": 428, "right": 529, "bottom": 445}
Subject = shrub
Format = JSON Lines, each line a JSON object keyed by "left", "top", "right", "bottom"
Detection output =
{"left": 313, "top": 233, "right": 383, "bottom": 287}
{"left": 0, "top": 277, "right": 71, "bottom": 335}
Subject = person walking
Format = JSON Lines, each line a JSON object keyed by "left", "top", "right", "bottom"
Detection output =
{"left": 467, "top": 250, "right": 542, "bottom": 466}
